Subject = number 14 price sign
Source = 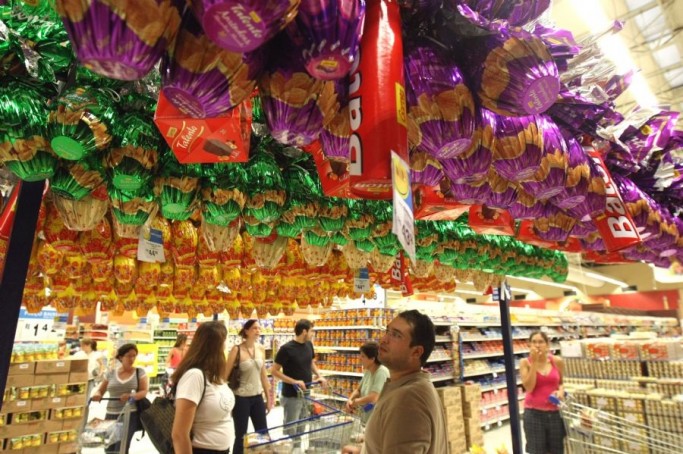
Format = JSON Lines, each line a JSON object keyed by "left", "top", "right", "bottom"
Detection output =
{"left": 16, "top": 307, "right": 60, "bottom": 342}
{"left": 391, "top": 151, "right": 416, "bottom": 265}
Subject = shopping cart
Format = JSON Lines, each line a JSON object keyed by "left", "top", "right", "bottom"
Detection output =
{"left": 79, "top": 398, "right": 135, "bottom": 454}
{"left": 557, "top": 395, "right": 683, "bottom": 454}
{"left": 244, "top": 386, "right": 363, "bottom": 453}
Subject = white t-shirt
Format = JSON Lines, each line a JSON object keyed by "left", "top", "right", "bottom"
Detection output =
{"left": 176, "top": 368, "right": 235, "bottom": 451}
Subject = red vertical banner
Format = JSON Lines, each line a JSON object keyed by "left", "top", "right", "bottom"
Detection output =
{"left": 585, "top": 146, "right": 642, "bottom": 252}
{"left": 0, "top": 182, "right": 22, "bottom": 283}
{"left": 390, "top": 252, "right": 413, "bottom": 297}
{"left": 348, "top": 0, "right": 408, "bottom": 199}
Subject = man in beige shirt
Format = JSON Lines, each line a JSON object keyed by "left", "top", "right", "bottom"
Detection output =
{"left": 343, "top": 310, "right": 449, "bottom": 454}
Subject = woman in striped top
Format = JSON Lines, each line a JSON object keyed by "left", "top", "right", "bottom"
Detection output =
{"left": 92, "top": 343, "right": 149, "bottom": 454}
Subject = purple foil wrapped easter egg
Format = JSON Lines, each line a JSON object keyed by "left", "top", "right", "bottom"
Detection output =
{"left": 161, "top": 12, "right": 263, "bottom": 118}
{"left": 441, "top": 108, "right": 495, "bottom": 185}
{"left": 520, "top": 117, "right": 568, "bottom": 201}
{"left": 320, "top": 79, "right": 350, "bottom": 161}
{"left": 533, "top": 204, "right": 576, "bottom": 242}
{"left": 258, "top": 37, "right": 339, "bottom": 147}
{"left": 580, "top": 232, "right": 605, "bottom": 252}
{"left": 508, "top": 188, "right": 547, "bottom": 220}
{"left": 566, "top": 157, "right": 606, "bottom": 220}
{"left": 462, "top": 33, "right": 559, "bottom": 117}
{"left": 457, "top": 0, "right": 551, "bottom": 26}
{"left": 191, "top": 0, "right": 300, "bottom": 52}
{"left": 411, "top": 151, "right": 444, "bottom": 187}
{"left": 492, "top": 114, "right": 544, "bottom": 182}
{"left": 290, "top": 0, "right": 366, "bottom": 80}
{"left": 55, "top": 0, "right": 182, "bottom": 80}
{"left": 553, "top": 137, "right": 589, "bottom": 210}
{"left": 570, "top": 218, "right": 597, "bottom": 238}
{"left": 451, "top": 180, "right": 488, "bottom": 205}
{"left": 483, "top": 170, "right": 517, "bottom": 210}
{"left": 405, "top": 41, "right": 476, "bottom": 159}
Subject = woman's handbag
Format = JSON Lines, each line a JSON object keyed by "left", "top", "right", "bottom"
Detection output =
{"left": 135, "top": 368, "right": 152, "bottom": 413}
{"left": 228, "top": 346, "right": 241, "bottom": 390}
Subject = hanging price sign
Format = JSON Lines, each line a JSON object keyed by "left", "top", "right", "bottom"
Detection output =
{"left": 137, "top": 227, "right": 165, "bottom": 263}
{"left": 391, "top": 151, "right": 415, "bottom": 265}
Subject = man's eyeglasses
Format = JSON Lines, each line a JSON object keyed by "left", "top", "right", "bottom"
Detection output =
{"left": 382, "top": 328, "right": 405, "bottom": 341}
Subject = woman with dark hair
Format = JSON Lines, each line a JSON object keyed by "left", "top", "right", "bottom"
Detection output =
{"left": 172, "top": 321, "right": 235, "bottom": 454}
{"left": 166, "top": 333, "right": 188, "bottom": 370}
{"left": 520, "top": 330, "right": 566, "bottom": 454}
{"left": 226, "top": 319, "right": 273, "bottom": 454}
{"left": 345, "top": 341, "right": 389, "bottom": 424}
{"left": 91, "top": 343, "right": 148, "bottom": 454}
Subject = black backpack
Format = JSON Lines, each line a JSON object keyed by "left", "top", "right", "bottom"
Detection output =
{"left": 139, "top": 369, "right": 206, "bottom": 454}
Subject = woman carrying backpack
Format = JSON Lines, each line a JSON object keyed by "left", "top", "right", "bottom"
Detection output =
{"left": 172, "top": 321, "right": 235, "bottom": 454}
{"left": 91, "top": 343, "right": 148, "bottom": 454}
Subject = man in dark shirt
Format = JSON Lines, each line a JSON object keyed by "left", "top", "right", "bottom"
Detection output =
{"left": 271, "top": 319, "right": 326, "bottom": 434}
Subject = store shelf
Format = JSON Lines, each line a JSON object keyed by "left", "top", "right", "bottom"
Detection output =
{"left": 481, "top": 414, "right": 511, "bottom": 428}
{"left": 480, "top": 380, "right": 522, "bottom": 393}
{"left": 432, "top": 321, "right": 455, "bottom": 327}
{"left": 463, "top": 366, "right": 518, "bottom": 378}
{"left": 425, "top": 356, "right": 453, "bottom": 363}
{"left": 480, "top": 396, "right": 525, "bottom": 411}
{"left": 317, "top": 346, "right": 361, "bottom": 352}
{"left": 320, "top": 370, "right": 364, "bottom": 378}
{"left": 435, "top": 336, "right": 453, "bottom": 343}
{"left": 153, "top": 337, "right": 178, "bottom": 340}
{"left": 461, "top": 335, "right": 529, "bottom": 342}
{"left": 462, "top": 349, "right": 530, "bottom": 360}
{"left": 315, "top": 326, "right": 380, "bottom": 331}
{"left": 430, "top": 375, "right": 456, "bottom": 383}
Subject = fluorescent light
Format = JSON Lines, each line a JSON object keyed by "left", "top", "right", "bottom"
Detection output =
{"left": 583, "top": 272, "right": 628, "bottom": 287}
{"left": 508, "top": 276, "right": 579, "bottom": 292}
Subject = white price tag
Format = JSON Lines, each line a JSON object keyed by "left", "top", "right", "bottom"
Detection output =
{"left": 391, "top": 151, "right": 415, "bottom": 265}
{"left": 354, "top": 268, "right": 371, "bottom": 294}
{"left": 138, "top": 227, "right": 165, "bottom": 263}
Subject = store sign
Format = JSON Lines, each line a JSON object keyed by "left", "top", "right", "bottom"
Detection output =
{"left": 354, "top": 267, "right": 371, "bottom": 294}
{"left": 391, "top": 151, "right": 416, "bottom": 264}
{"left": 16, "top": 308, "right": 62, "bottom": 342}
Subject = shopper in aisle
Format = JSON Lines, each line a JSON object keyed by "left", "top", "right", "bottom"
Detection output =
{"left": 91, "top": 343, "right": 148, "bottom": 454}
{"left": 226, "top": 319, "right": 273, "bottom": 454}
{"left": 520, "top": 330, "right": 566, "bottom": 454}
{"left": 344, "top": 341, "right": 389, "bottom": 424}
{"left": 270, "top": 319, "right": 326, "bottom": 436}
{"left": 343, "top": 310, "right": 448, "bottom": 454}
{"left": 166, "top": 333, "right": 188, "bottom": 370}
{"left": 172, "top": 321, "right": 235, "bottom": 454}
{"left": 72, "top": 338, "right": 107, "bottom": 397}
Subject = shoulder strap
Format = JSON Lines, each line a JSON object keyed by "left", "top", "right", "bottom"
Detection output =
{"left": 198, "top": 369, "right": 207, "bottom": 408}
{"left": 135, "top": 367, "right": 139, "bottom": 387}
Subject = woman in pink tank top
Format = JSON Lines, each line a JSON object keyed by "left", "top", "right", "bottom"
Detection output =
{"left": 520, "top": 331, "right": 566, "bottom": 454}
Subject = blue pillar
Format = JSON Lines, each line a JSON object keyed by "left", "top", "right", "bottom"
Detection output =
{"left": 499, "top": 282, "right": 523, "bottom": 454}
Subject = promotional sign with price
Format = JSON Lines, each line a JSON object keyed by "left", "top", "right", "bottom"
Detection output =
{"left": 354, "top": 267, "right": 371, "bottom": 294}
{"left": 391, "top": 151, "right": 416, "bottom": 265}
{"left": 16, "top": 307, "right": 61, "bottom": 341}
{"left": 137, "top": 227, "right": 165, "bottom": 263}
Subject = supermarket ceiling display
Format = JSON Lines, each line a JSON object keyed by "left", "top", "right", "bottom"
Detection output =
{"left": 1, "top": 0, "right": 682, "bottom": 315}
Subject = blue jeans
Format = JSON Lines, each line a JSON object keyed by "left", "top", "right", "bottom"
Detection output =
{"left": 280, "top": 395, "right": 310, "bottom": 440}
{"left": 232, "top": 395, "right": 268, "bottom": 454}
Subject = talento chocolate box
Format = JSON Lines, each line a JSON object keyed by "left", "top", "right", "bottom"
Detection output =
{"left": 306, "top": 141, "right": 358, "bottom": 199}
{"left": 154, "top": 92, "right": 251, "bottom": 164}
{"left": 468, "top": 205, "right": 515, "bottom": 236}
{"left": 413, "top": 184, "right": 468, "bottom": 221}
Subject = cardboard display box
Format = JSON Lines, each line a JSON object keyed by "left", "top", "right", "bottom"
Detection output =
{"left": 8, "top": 363, "right": 35, "bottom": 376}
{"left": 34, "top": 361, "right": 70, "bottom": 375}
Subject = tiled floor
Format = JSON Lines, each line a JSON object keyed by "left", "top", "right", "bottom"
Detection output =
{"left": 85, "top": 398, "right": 522, "bottom": 453}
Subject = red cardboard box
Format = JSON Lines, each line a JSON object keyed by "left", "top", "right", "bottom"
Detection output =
{"left": 154, "top": 92, "right": 251, "bottom": 164}
{"left": 306, "top": 141, "right": 357, "bottom": 199}
{"left": 468, "top": 205, "right": 515, "bottom": 236}
{"left": 413, "top": 184, "right": 469, "bottom": 221}
{"left": 515, "top": 220, "right": 555, "bottom": 248}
